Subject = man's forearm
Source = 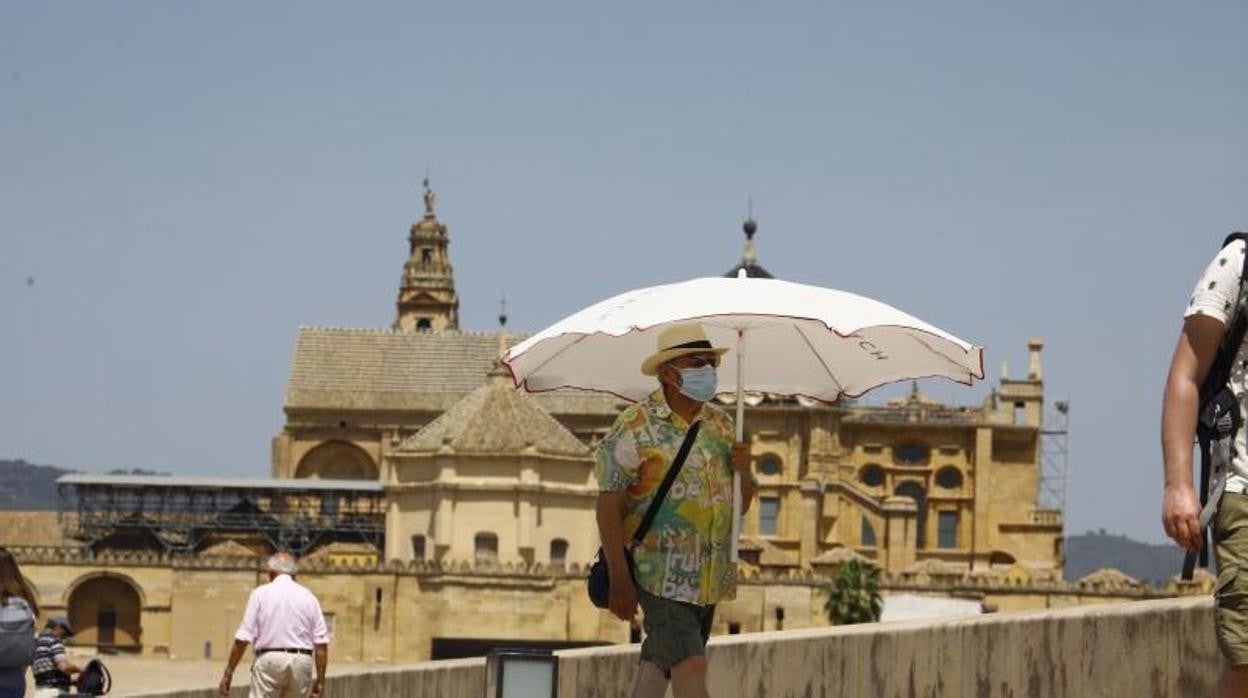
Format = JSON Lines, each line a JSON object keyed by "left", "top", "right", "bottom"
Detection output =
{"left": 596, "top": 495, "right": 630, "bottom": 571}
{"left": 314, "top": 644, "right": 327, "bottom": 681}
{"left": 224, "top": 639, "right": 249, "bottom": 675}
{"left": 1162, "top": 375, "right": 1200, "bottom": 490}
{"left": 739, "top": 477, "right": 756, "bottom": 515}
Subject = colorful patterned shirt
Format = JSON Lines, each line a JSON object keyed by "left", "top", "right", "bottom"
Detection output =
{"left": 595, "top": 390, "right": 737, "bottom": 606}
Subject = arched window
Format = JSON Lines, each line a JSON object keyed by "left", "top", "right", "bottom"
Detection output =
{"left": 935, "top": 466, "right": 964, "bottom": 490}
{"left": 550, "top": 539, "right": 569, "bottom": 568}
{"left": 861, "top": 516, "right": 877, "bottom": 547}
{"left": 894, "top": 481, "right": 929, "bottom": 549}
{"left": 758, "top": 453, "right": 782, "bottom": 477}
{"left": 474, "top": 533, "right": 498, "bottom": 566}
{"left": 294, "top": 441, "right": 378, "bottom": 481}
{"left": 859, "top": 464, "right": 885, "bottom": 488}
{"left": 415, "top": 318, "right": 432, "bottom": 331}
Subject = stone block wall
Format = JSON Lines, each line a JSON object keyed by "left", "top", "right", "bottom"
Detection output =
{"left": 132, "top": 596, "right": 1222, "bottom": 697}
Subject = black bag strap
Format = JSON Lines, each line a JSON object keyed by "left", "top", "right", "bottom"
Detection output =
{"left": 631, "top": 421, "right": 701, "bottom": 546}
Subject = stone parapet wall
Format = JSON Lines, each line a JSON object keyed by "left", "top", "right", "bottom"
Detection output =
{"left": 131, "top": 597, "right": 1222, "bottom": 697}
{"left": 557, "top": 596, "right": 1223, "bottom": 697}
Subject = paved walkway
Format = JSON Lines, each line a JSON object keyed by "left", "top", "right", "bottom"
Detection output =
{"left": 17, "top": 654, "right": 376, "bottom": 697}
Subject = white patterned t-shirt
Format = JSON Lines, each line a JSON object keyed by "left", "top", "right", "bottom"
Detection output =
{"left": 1185, "top": 238, "right": 1248, "bottom": 493}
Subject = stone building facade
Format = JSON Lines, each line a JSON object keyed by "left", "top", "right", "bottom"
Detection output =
{"left": 0, "top": 184, "right": 1144, "bottom": 664}
{"left": 274, "top": 185, "right": 1063, "bottom": 581}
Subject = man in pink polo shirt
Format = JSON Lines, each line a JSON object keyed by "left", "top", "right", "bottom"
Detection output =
{"left": 219, "top": 552, "right": 330, "bottom": 698}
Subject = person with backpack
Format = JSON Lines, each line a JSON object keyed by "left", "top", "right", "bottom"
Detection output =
{"left": 0, "top": 548, "right": 38, "bottom": 698}
{"left": 31, "top": 617, "right": 78, "bottom": 698}
{"left": 1163, "top": 233, "right": 1248, "bottom": 697}
{"left": 594, "top": 324, "right": 756, "bottom": 698}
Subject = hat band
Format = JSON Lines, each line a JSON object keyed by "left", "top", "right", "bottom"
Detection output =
{"left": 663, "top": 340, "right": 714, "bottom": 351}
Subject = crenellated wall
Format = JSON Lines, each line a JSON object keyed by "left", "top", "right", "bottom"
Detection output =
{"left": 7, "top": 546, "right": 1202, "bottom": 667}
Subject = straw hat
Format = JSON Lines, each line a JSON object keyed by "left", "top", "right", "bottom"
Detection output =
{"left": 640, "top": 323, "right": 729, "bottom": 376}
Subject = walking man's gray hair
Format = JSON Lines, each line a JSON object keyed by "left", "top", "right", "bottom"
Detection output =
{"left": 267, "top": 552, "right": 298, "bottom": 575}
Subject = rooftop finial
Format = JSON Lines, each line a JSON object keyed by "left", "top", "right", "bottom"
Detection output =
{"left": 422, "top": 176, "right": 437, "bottom": 217}
{"left": 722, "top": 199, "right": 773, "bottom": 279}
{"left": 491, "top": 294, "right": 512, "bottom": 381}
{"left": 742, "top": 203, "right": 758, "bottom": 265}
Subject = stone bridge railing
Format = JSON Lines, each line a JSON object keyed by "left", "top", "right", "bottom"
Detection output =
{"left": 132, "top": 596, "right": 1221, "bottom": 698}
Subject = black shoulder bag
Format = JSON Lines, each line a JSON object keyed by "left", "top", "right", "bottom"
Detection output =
{"left": 1182, "top": 232, "right": 1248, "bottom": 580}
{"left": 588, "top": 420, "right": 701, "bottom": 609}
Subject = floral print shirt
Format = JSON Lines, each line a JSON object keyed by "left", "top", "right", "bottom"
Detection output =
{"left": 595, "top": 390, "right": 736, "bottom": 605}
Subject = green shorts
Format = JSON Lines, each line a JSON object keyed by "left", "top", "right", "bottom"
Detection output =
{"left": 1215, "top": 492, "right": 1248, "bottom": 666}
{"left": 637, "top": 588, "right": 716, "bottom": 675}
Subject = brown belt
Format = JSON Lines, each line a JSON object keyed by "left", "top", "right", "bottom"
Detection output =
{"left": 257, "top": 647, "right": 313, "bottom": 656}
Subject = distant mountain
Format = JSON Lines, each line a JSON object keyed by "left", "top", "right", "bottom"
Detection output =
{"left": 0, "top": 459, "right": 74, "bottom": 510}
{"left": 1064, "top": 529, "right": 1186, "bottom": 586}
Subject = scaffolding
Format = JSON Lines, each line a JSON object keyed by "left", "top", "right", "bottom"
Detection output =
{"left": 57, "top": 474, "right": 386, "bottom": 556}
{"left": 1038, "top": 400, "right": 1070, "bottom": 513}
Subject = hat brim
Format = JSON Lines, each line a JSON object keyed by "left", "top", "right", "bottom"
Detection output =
{"left": 640, "top": 346, "right": 729, "bottom": 377}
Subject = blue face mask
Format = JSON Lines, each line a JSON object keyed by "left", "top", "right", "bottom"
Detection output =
{"left": 678, "top": 365, "right": 719, "bottom": 402}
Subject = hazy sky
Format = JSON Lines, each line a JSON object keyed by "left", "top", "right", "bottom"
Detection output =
{"left": 2, "top": 2, "right": 1244, "bottom": 543}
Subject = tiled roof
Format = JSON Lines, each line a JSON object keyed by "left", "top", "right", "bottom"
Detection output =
{"left": 398, "top": 376, "right": 590, "bottom": 458}
{"left": 285, "top": 327, "right": 621, "bottom": 415}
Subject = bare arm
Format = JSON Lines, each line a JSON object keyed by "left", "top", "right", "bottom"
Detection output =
{"left": 731, "top": 442, "right": 757, "bottom": 514}
{"left": 596, "top": 491, "right": 637, "bottom": 621}
{"left": 310, "top": 643, "right": 328, "bottom": 698}
{"left": 219, "top": 639, "right": 250, "bottom": 696}
{"left": 55, "top": 658, "right": 80, "bottom": 675}
{"left": 1161, "top": 315, "right": 1225, "bottom": 550}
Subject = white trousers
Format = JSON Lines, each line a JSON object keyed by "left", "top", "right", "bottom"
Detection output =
{"left": 250, "top": 651, "right": 315, "bottom": 698}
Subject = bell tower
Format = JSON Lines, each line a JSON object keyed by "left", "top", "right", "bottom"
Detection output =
{"left": 395, "top": 179, "right": 460, "bottom": 332}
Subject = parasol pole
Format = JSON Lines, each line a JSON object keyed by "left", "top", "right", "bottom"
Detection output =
{"left": 732, "top": 328, "right": 744, "bottom": 562}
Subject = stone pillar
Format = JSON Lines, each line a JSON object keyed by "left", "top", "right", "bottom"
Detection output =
{"left": 1027, "top": 338, "right": 1044, "bottom": 381}
{"left": 518, "top": 460, "right": 538, "bottom": 555}
{"left": 384, "top": 494, "right": 403, "bottom": 562}
{"left": 971, "top": 426, "right": 993, "bottom": 570}
{"left": 799, "top": 480, "right": 821, "bottom": 567}
{"left": 270, "top": 433, "right": 292, "bottom": 478}
{"left": 882, "top": 496, "right": 917, "bottom": 575}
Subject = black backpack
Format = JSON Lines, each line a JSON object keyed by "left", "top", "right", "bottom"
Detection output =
{"left": 1182, "top": 232, "right": 1248, "bottom": 580}
{"left": 76, "top": 658, "right": 111, "bottom": 696}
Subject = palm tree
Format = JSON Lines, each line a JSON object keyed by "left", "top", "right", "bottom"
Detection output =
{"left": 824, "top": 559, "right": 883, "bottom": 625}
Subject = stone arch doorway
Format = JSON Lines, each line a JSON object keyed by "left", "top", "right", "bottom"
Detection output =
{"left": 67, "top": 574, "right": 142, "bottom": 651}
{"left": 295, "top": 440, "right": 378, "bottom": 480}
{"left": 894, "top": 481, "right": 928, "bottom": 549}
